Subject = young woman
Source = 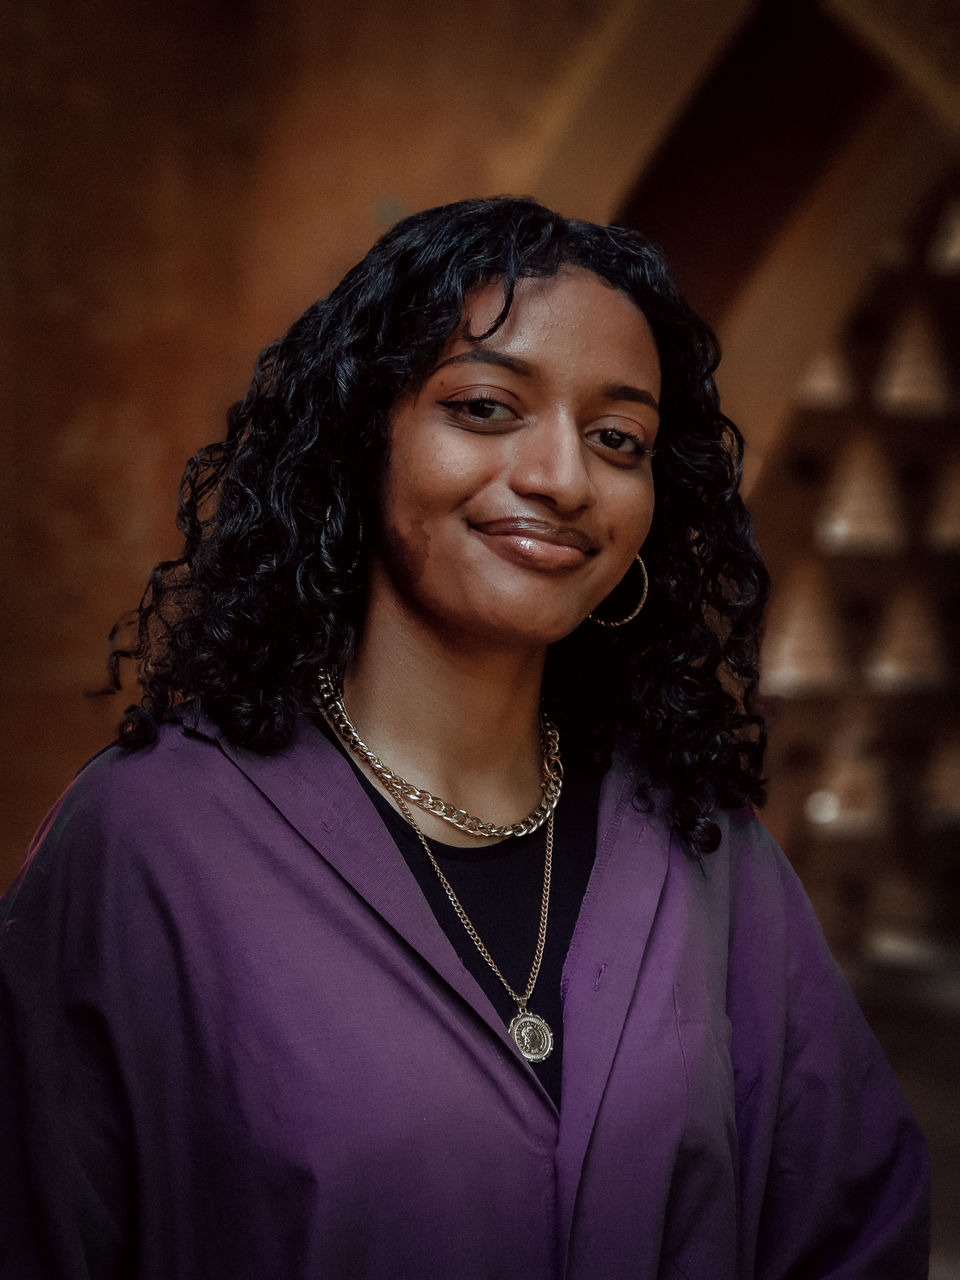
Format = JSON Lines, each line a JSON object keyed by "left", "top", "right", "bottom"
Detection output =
{"left": 0, "top": 198, "right": 928, "bottom": 1278}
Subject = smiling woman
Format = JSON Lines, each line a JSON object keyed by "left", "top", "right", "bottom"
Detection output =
{"left": 0, "top": 198, "right": 928, "bottom": 1278}
{"left": 370, "top": 270, "right": 659, "bottom": 652}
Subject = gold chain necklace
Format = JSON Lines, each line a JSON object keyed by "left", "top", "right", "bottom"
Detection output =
{"left": 316, "top": 669, "right": 563, "bottom": 839}
{"left": 316, "top": 670, "right": 558, "bottom": 1062}
{"left": 393, "top": 791, "right": 555, "bottom": 1063}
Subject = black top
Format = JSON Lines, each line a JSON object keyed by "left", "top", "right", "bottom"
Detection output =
{"left": 347, "top": 758, "right": 600, "bottom": 1107}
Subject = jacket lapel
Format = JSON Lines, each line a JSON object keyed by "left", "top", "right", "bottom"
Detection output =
{"left": 555, "top": 754, "right": 672, "bottom": 1267}
{"left": 208, "top": 712, "right": 554, "bottom": 1100}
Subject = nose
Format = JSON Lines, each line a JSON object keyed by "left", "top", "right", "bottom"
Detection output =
{"left": 507, "top": 414, "right": 593, "bottom": 514}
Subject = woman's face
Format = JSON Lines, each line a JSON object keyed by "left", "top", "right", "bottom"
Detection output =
{"left": 366, "top": 266, "right": 661, "bottom": 651}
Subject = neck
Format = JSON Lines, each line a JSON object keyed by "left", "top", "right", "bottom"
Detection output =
{"left": 341, "top": 605, "right": 549, "bottom": 845}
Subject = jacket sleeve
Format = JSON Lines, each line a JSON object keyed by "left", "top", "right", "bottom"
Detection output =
{"left": 728, "top": 813, "right": 930, "bottom": 1279}
{"left": 0, "top": 784, "right": 137, "bottom": 1279}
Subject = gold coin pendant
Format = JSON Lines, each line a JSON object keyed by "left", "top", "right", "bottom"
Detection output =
{"left": 509, "top": 1011, "right": 554, "bottom": 1063}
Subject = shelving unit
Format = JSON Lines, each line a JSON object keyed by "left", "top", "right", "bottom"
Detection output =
{"left": 754, "top": 179, "right": 960, "bottom": 964}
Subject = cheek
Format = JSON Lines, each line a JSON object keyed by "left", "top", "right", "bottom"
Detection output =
{"left": 375, "top": 438, "right": 471, "bottom": 590}
{"left": 376, "top": 475, "right": 433, "bottom": 588}
{"left": 382, "top": 434, "right": 495, "bottom": 537}
{"left": 608, "top": 477, "right": 656, "bottom": 551}
{"left": 640, "top": 487, "right": 656, "bottom": 543}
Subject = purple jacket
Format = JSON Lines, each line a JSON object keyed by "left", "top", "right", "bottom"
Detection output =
{"left": 0, "top": 714, "right": 928, "bottom": 1278}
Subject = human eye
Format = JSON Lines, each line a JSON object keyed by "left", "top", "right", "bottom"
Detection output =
{"left": 438, "top": 396, "right": 518, "bottom": 426}
{"left": 588, "top": 424, "right": 657, "bottom": 464}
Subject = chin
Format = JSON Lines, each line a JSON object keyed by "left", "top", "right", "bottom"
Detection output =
{"left": 445, "top": 600, "right": 591, "bottom": 649}
{"left": 374, "top": 556, "right": 597, "bottom": 649}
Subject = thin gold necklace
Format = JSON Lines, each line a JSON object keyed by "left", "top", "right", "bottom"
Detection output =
{"left": 316, "top": 669, "right": 563, "bottom": 839}
{"left": 393, "top": 792, "right": 555, "bottom": 1063}
{"left": 317, "top": 671, "right": 557, "bottom": 1062}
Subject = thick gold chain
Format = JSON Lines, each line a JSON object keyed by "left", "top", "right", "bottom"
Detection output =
{"left": 316, "top": 669, "right": 563, "bottom": 839}
{"left": 392, "top": 791, "right": 553, "bottom": 1012}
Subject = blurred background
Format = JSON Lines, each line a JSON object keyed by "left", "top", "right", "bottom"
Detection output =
{"left": 3, "top": 0, "right": 958, "bottom": 1268}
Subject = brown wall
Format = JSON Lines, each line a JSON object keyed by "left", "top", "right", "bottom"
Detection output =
{"left": 1, "top": 0, "right": 635, "bottom": 886}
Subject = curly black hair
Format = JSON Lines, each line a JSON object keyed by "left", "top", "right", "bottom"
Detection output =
{"left": 108, "top": 196, "right": 769, "bottom": 854}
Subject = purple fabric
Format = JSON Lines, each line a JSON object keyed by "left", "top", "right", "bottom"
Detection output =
{"left": 0, "top": 714, "right": 929, "bottom": 1278}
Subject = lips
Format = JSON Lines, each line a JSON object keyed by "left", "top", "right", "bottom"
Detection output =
{"left": 470, "top": 517, "right": 598, "bottom": 572}
{"left": 470, "top": 517, "right": 598, "bottom": 553}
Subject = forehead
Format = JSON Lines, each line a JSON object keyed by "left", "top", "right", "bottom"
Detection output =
{"left": 440, "top": 266, "right": 660, "bottom": 389}
{"left": 464, "top": 266, "right": 643, "bottom": 326}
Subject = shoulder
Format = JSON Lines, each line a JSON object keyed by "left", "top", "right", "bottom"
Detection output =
{"left": 714, "top": 808, "right": 842, "bottom": 979}
{"left": 4, "top": 709, "right": 349, "bottom": 909}
{"left": 699, "top": 805, "right": 848, "bottom": 1010}
{"left": 71, "top": 718, "right": 224, "bottom": 809}
{"left": 2, "top": 714, "right": 300, "bottom": 936}
{"left": 0, "top": 721, "right": 217, "bottom": 934}
{"left": 626, "top": 795, "right": 847, "bottom": 1029}
{"left": 25, "top": 705, "right": 344, "bottom": 844}
{"left": 720, "top": 805, "right": 794, "bottom": 888}
{"left": 712, "top": 808, "right": 897, "bottom": 1123}
{"left": 606, "top": 755, "right": 796, "bottom": 915}
{"left": 0, "top": 711, "right": 353, "bottom": 991}
{"left": 694, "top": 805, "right": 811, "bottom": 936}
{"left": 31, "top": 718, "right": 241, "bottom": 860}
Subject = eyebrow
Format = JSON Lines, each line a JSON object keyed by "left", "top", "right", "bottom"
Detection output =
{"left": 432, "top": 349, "right": 660, "bottom": 413}
{"left": 601, "top": 382, "right": 660, "bottom": 413}
{"left": 432, "top": 350, "right": 533, "bottom": 378}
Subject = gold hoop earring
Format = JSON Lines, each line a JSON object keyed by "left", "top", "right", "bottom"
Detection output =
{"left": 588, "top": 554, "right": 648, "bottom": 628}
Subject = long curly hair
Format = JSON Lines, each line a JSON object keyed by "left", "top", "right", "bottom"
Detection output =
{"left": 108, "top": 196, "right": 769, "bottom": 854}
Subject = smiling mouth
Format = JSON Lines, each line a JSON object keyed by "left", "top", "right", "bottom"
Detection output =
{"left": 470, "top": 517, "right": 598, "bottom": 554}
